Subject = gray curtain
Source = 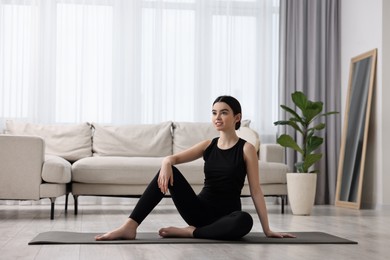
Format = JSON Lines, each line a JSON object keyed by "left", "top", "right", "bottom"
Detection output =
{"left": 278, "top": 0, "right": 341, "bottom": 204}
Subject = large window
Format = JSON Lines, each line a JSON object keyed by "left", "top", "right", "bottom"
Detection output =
{"left": 0, "top": 3, "right": 33, "bottom": 118}
{"left": 0, "top": 0, "right": 280, "bottom": 142}
{"left": 56, "top": 2, "right": 113, "bottom": 122}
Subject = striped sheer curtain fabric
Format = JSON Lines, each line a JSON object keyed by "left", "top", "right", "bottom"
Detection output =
{"left": 0, "top": 0, "right": 280, "bottom": 142}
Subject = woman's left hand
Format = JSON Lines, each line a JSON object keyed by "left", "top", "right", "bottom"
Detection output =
{"left": 265, "top": 231, "right": 296, "bottom": 238}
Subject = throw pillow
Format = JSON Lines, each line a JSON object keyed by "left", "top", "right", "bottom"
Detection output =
{"left": 5, "top": 120, "right": 92, "bottom": 162}
{"left": 92, "top": 121, "right": 172, "bottom": 157}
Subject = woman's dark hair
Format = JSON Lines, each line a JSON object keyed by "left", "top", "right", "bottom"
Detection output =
{"left": 213, "top": 95, "right": 242, "bottom": 130}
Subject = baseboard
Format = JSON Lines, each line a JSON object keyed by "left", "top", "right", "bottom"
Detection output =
{"left": 361, "top": 202, "right": 390, "bottom": 210}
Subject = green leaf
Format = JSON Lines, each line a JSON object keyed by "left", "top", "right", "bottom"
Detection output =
{"left": 307, "top": 128, "right": 315, "bottom": 138}
{"left": 302, "top": 153, "right": 322, "bottom": 173}
{"left": 288, "top": 121, "right": 303, "bottom": 134}
{"left": 273, "top": 120, "right": 290, "bottom": 126}
{"left": 291, "top": 91, "right": 308, "bottom": 112}
{"left": 303, "top": 101, "right": 323, "bottom": 123}
{"left": 307, "top": 136, "right": 323, "bottom": 154}
{"left": 277, "top": 134, "right": 304, "bottom": 155}
{"left": 280, "top": 105, "right": 303, "bottom": 124}
{"left": 321, "top": 111, "right": 339, "bottom": 117}
{"left": 273, "top": 120, "right": 302, "bottom": 134}
{"left": 310, "top": 123, "right": 325, "bottom": 131}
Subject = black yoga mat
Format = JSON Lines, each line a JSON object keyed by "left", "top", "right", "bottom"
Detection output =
{"left": 28, "top": 231, "right": 357, "bottom": 245}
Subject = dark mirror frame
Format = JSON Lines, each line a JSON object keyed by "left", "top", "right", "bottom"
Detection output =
{"left": 335, "top": 49, "right": 377, "bottom": 209}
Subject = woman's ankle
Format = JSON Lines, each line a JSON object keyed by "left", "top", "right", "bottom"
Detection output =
{"left": 124, "top": 218, "right": 139, "bottom": 229}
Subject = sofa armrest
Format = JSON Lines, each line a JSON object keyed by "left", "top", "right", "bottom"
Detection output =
{"left": 0, "top": 135, "right": 45, "bottom": 200}
{"left": 259, "top": 144, "right": 285, "bottom": 163}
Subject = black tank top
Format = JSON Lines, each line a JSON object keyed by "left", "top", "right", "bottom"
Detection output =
{"left": 199, "top": 138, "right": 247, "bottom": 205}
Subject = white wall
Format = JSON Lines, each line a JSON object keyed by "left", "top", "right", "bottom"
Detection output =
{"left": 381, "top": 0, "right": 390, "bottom": 206}
{"left": 341, "top": 0, "right": 390, "bottom": 207}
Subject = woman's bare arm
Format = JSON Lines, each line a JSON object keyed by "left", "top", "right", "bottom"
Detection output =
{"left": 158, "top": 139, "right": 211, "bottom": 194}
{"left": 244, "top": 142, "right": 295, "bottom": 238}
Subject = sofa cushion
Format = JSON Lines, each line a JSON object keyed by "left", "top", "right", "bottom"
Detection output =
{"left": 92, "top": 121, "right": 172, "bottom": 157}
{"left": 172, "top": 122, "right": 219, "bottom": 154}
{"left": 42, "top": 155, "right": 72, "bottom": 184}
{"left": 72, "top": 157, "right": 165, "bottom": 184}
{"left": 172, "top": 122, "right": 259, "bottom": 153}
{"left": 72, "top": 157, "right": 206, "bottom": 185}
{"left": 5, "top": 121, "right": 92, "bottom": 162}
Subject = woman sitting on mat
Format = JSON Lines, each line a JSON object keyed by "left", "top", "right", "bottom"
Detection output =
{"left": 95, "top": 95, "right": 295, "bottom": 241}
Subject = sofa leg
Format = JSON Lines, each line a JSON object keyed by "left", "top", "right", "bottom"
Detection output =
{"left": 65, "top": 183, "right": 71, "bottom": 213}
{"left": 50, "top": 197, "right": 56, "bottom": 220}
{"left": 65, "top": 193, "right": 69, "bottom": 213}
{"left": 73, "top": 195, "right": 78, "bottom": 215}
{"left": 281, "top": 195, "right": 286, "bottom": 214}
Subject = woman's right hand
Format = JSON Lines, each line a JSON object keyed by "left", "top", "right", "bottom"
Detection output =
{"left": 158, "top": 158, "right": 174, "bottom": 194}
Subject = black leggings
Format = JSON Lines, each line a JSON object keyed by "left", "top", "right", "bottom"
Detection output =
{"left": 130, "top": 166, "right": 253, "bottom": 240}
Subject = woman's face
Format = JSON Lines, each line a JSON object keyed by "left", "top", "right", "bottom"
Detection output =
{"left": 212, "top": 102, "right": 240, "bottom": 131}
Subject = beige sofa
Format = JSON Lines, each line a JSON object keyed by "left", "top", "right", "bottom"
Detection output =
{"left": 1, "top": 122, "right": 92, "bottom": 219}
{"left": 1, "top": 120, "right": 288, "bottom": 219}
{"left": 0, "top": 137, "right": 72, "bottom": 220}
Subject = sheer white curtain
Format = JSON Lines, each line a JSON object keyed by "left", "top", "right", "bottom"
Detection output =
{"left": 0, "top": 0, "right": 280, "bottom": 142}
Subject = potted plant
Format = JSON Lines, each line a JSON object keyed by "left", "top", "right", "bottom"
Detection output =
{"left": 274, "top": 91, "right": 338, "bottom": 215}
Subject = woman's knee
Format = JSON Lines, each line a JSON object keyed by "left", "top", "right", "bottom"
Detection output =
{"left": 232, "top": 211, "right": 253, "bottom": 228}
{"left": 221, "top": 211, "right": 253, "bottom": 239}
{"left": 171, "top": 165, "right": 182, "bottom": 176}
{"left": 169, "top": 166, "right": 185, "bottom": 185}
{"left": 156, "top": 166, "right": 182, "bottom": 188}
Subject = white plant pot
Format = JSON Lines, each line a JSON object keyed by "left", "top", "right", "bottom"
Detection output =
{"left": 287, "top": 173, "right": 317, "bottom": 215}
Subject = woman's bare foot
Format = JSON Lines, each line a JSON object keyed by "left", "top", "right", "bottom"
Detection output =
{"left": 95, "top": 218, "right": 138, "bottom": 241}
{"left": 158, "top": 226, "right": 196, "bottom": 238}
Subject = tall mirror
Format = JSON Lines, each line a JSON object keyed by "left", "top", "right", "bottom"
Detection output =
{"left": 335, "top": 49, "right": 377, "bottom": 209}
